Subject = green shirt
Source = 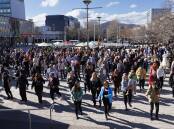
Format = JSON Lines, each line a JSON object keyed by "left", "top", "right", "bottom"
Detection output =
{"left": 71, "top": 88, "right": 83, "bottom": 101}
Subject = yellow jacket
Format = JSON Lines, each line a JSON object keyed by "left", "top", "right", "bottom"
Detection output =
{"left": 136, "top": 67, "right": 146, "bottom": 80}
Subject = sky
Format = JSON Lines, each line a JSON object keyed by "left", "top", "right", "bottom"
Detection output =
{"left": 25, "top": 0, "right": 167, "bottom": 26}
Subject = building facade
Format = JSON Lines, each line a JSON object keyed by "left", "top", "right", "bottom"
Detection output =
{"left": 0, "top": 0, "right": 25, "bottom": 19}
{"left": 33, "top": 26, "right": 64, "bottom": 43}
{"left": 0, "top": 15, "right": 34, "bottom": 46}
{"left": 45, "top": 15, "right": 80, "bottom": 40}
{"left": 147, "top": 8, "right": 171, "bottom": 23}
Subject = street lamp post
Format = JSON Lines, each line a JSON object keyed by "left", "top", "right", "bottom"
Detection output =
{"left": 73, "top": 1, "right": 102, "bottom": 48}
{"left": 94, "top": 23, "right": 96, "bottom": 42}
{"left": 83, "top": 0, "right": 91, "bottom": 48}
{"left": 97, "top": 16, "right": 101, "bottom": 42}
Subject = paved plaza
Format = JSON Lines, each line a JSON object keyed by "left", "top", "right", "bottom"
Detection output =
{"left": 0, "top": 74, "right": 174, "bottom": 129}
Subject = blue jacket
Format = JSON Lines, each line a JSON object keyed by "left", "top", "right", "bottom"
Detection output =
{"left": 98, "top": 86, "right": 112, "bottom": 104}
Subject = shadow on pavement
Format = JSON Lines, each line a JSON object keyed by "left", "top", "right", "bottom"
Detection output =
{"left": 0, "top": 105, "right": 70, "bottom": 129}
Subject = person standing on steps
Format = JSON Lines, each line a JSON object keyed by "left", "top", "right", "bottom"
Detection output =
{"left": 98, "top": 80, "right": 113, "bottom": 120}
{"left": 71, "top": 81, "right": 83, "bottom": 119}
{"left": 146, "top": 76, "right": 160, "bottom": 120}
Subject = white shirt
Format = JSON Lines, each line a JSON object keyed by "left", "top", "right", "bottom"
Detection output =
{"left": 157, "top": 67, "right": 165, "bottom": 79}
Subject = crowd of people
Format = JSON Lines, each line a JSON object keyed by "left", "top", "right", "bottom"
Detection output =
{"left": 0, "top": 44, "right": 174, "bottom": 120}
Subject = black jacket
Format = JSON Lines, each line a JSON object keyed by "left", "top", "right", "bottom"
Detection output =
{"left": 16, "top": 75, "right": 28, "bottom": 88}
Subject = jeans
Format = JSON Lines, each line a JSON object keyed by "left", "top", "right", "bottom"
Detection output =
{"left": 4, "top": 85, "right": 13, "bottom": 99}
{"left": 60, "top": 70, "right": 65, "bottom": 79}
{"left": 138, "top": 79, "right": 145, "bottom": 90}
{"left": 19, "top": 87, "right": 27, "bottom": 101}
{"left": 91, "top": 88, "right": 101, "bottom": 107}
{"left": 74, "top": 101, "right": 82, "bottom": 117}
{"left": 172, "top": 87, "right": 174, "bottom": 97}
{"left": 50, "top": 88, "right": 61, "bottom": 100}
{"left": 103, "top": 98, "right": 111, "bottom": 115}
{"left": 123, "top": 90, "right": 132, "bottom": 109}
{"left": 157, "top": 77, "right": 164, "bottom": 90}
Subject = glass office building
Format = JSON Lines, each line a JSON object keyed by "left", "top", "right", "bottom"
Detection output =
{"left": 0, "top": 0, "right": 25, "bottom": 19}
{"left": 0, "top": 15, "right": 34, "bottom": 46}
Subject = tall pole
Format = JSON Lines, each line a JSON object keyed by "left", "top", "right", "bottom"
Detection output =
{"left": 94, "top": 23, "right": 96, "bottom": 42}
{"left": 73, "top": 0, "right": 102, "bottom": 47}
{"left": 97, "top": 16, "right": 101, "bottom": 42}
{"left": 64, "top": 26, "right": 67, "bottom": 41}
{"left": 87, "top": 4, "right": 89, "bottom": 47}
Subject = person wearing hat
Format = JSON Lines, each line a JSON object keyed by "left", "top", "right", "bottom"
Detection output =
{"left": 145, "top": 76, "right": 160, "bottom": 120}
{"left": 71, "top": 81, "right": 83, "bottom": 119}
{"left": 98, "top": 80, "right": 113, "bottom": 120}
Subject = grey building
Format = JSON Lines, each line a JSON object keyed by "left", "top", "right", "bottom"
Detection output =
{"left": 45, "top": 15, "right": 80, "bottom": 40}
{"left": 0, "top": 0, "right": 25, "bottom": 20}
{"left": 147, "top": 8, "right": 171, "bottom": 23}
{"left": 0, "top": 15, "right": 34, "bottom": 46}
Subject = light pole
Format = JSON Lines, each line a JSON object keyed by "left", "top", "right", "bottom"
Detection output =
{"left": 97, "top": 16, "right": 101, "bottom": 42}
{"left": 94, "top": 23, "right": 96, "bottom": 42}
{"left": 83, "top": 0, "right": 91, "bottom": 47}
{"left": 73, "top": 0, "right": 102, "bottom": 47}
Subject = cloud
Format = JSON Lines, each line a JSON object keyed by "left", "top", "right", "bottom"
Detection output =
{"left": 106, "top": 1, "right": 120, "bottom": 7}
{"left": 66, "top": 9, "right": 147, "bottom": 25}
{"left": 130, "top": 4, "right": 137, "bottom": 8}
{"left": 41, "top": 0, "right": 59, "bottom": 7}
{"left": 31, "top": 13, "right": 47, "bottom": 26}
{"left": 30, "top": 9, "right": 147, "bottom": 27}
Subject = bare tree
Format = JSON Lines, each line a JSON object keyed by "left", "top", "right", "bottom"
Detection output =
{"left": 107, "top": 20, "right": 119, "bottom": 42}
{"left": 147, "top": 13, "right": 174, "bottom": 44}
